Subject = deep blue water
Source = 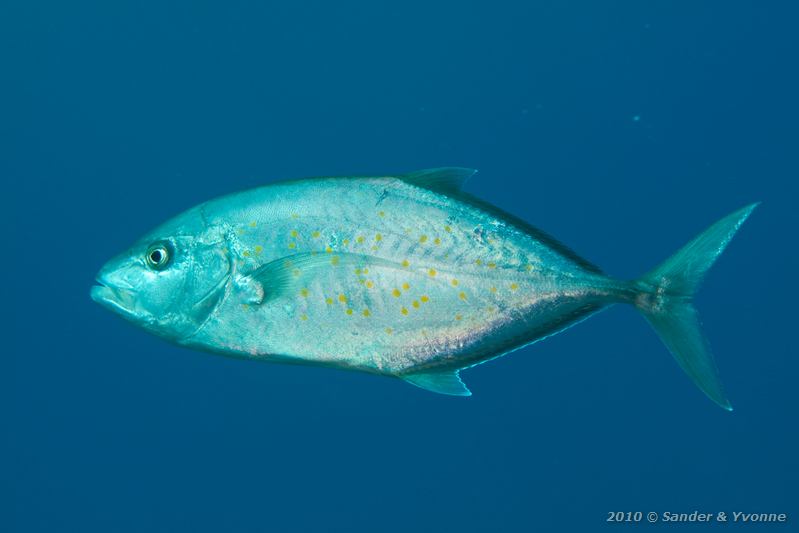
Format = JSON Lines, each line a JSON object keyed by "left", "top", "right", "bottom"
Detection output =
{"left": 4, "top": 2, "right": 798, "bottom": 531}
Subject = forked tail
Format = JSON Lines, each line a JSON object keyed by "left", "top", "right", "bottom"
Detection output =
{"left": 633, "top": 203, "right": 758, "bottom": 410}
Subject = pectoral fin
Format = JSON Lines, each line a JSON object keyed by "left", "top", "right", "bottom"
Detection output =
{"left": 242, "top": 252, "right": 405, "bottom": 304}
{"left": 403, "top": 370, "right": 472, "bottom": 396}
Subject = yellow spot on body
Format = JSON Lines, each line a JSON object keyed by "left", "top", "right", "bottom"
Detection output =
{"left": 419, "top": 235, "right": 428, "bottom": 243}
{"left": 445, "top": 225, "right": 452, "bottom": 233}
{"left": 402, "top": 282, "right": 410, "bottom": 290}
{"left": 366, "top": 280, "right": 374, "bottom": 288}
{"left": 475, "top": 259, "right": 483, "bottom": 266}
{"left": 402, "top": 259, "right": 409, "bottom": 268}
{"left": 254, "top": 245, "right": 263, "bottom": 254}
{"left": 455, "top": 314, "right": 463, "bottom": 321}
{"left": 241, "top": 304, "right": 250, "bottom": 311}
{"left": 290, "top": 230, "right": 298, "bottom": 238}
{"left": 371, "top": 246, "right": 378, "bottom": 251}
{"left": 401, "top": 307, "right": 409, "bottom": 316}
{"left": 288, "top": 242, "right": 296, "bottom": 249}
{"left": 451, "top": 279, "right": 459, "bottom": 286}
{"left": 325, "top": 246, "right": 333, "bottom": 253}
{"left": 392, "top": 288, "right": 401, "bottom": 297}
{"left": 291, "top": 213, "right": 299, "bottom": 219}
{"left": 362, "top": 309, "right": 371, "bottom": 317}
{"left": 331, "top": 256, "right": 340, "bottom": 266}
{"left": 312, "top": 231, "right": 320, "bottom": 238}
{"left": 356, "top": 236, "right": 365, "bottom": 244}
{"left": 385, "top": 327, "right": 393, "bottom": 334}
{"left": 525, "top": 264, "right": 533, "bottom": 272}
{"left": 487, "top": 262, "right": 496, "bottom": 269}
{"left": 362, "top": 268, "right": 369, "bottom": 274}
{"left": 434, "top": 237, "right": 441, "bottom": 245}
{"left": 510, "top": 283, "right": 519, "bottom": 291}
{"left": 249, "top": 221, "right": 257, "bottom": 228}
{"left": 338, "top": 294, "right": 347, "bottom": 303}
{"left": 325, "top": 297, "right": 333, "bottom": 305}
{"left": 346, "top": 308, "right": 353, "bottom": 315}
{"left": 237, "top": 228, "right": 246, "bottom": 235}
{"left": 378, "top": 211, "right": 386, "bottom": 217}
{"left": 300, "top": 288, "right": 309, "bottom": 297}
{"left": 490, "top": 286, "right": 497, "bottom": 293}
{"left": 243, "top": 250, "right": 251, "bottom": 257}
{"left": 342, "top": 239, "right": 350, "bottom": 245}
{"left": 459, "top": 291, "right": 467, "bottom": 300}
{"left": 300, "top": 314, "right": 308, "bottom": 321}
{"left": 412, "top": 300, "right": 420, "bottom": 309}
{"left": 293, "top": 269, "right": 300, "bottom": 277}
{"left": 420, "top": 295, "right": 429, "bottom": 303}
{"left": 375, "top": 233, "right": 382, "bottom": 242}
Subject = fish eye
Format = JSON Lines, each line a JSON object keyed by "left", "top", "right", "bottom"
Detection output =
{"left": 145, "top": 242, "right": 172, "bottom": 270}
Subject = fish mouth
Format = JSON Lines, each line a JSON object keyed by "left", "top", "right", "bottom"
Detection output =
{"left": 90, "top": 278, "right": 137, "bottom": 317}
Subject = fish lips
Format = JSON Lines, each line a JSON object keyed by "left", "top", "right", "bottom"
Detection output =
{"left": 90, "top": 279, "right": 138, "bottom": 318}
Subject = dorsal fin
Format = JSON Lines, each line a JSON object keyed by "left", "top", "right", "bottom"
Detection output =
{"left": 400, "top": 167, "right": 477, "bottom": 195}
{"left": 403, "top": 369, "right": 472, "bottom": 396}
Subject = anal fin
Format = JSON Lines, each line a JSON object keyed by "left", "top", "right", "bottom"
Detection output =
{"left": 402, "top": 370, "right": 472, "bottom": 396}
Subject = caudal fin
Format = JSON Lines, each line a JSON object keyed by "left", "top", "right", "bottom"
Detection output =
{"left": 634, "top": 203, "right": 758, "bottom": 410}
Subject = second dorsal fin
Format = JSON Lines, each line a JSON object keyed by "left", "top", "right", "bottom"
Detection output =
{"left": 400, "top": 167, "right": 477, "bottom": 195}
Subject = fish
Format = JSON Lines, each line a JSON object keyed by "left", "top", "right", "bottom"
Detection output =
{"left": 91, "top": 168, "right": 757, "bottom": 409}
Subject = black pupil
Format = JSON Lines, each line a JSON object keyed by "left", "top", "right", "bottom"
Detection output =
{"left": 150, "top": 249, "right": 164, "bottom": 264}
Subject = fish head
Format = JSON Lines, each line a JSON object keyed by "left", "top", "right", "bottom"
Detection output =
{"left": 91, "top": 208, "right": 231, "bottom": 341}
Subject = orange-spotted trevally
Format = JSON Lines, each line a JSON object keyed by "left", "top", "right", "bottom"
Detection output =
{"left": 91, "top": 168, "right": 757, "bottom": 409}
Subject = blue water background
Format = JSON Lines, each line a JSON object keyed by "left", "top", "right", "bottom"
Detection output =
{"left": 4, "top": 2, "right": 797, "bottom": 531}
